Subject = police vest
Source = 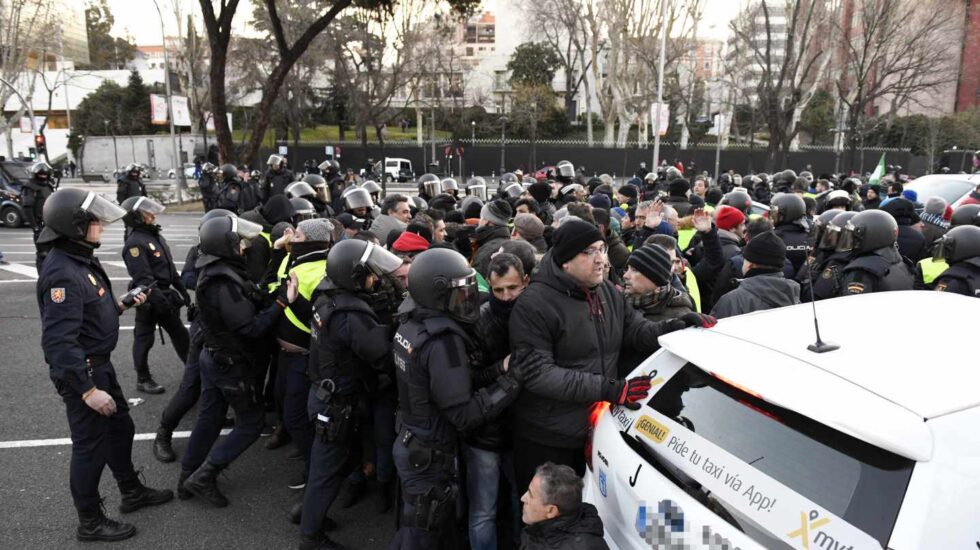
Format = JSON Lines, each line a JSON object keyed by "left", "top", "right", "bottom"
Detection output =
{"left": 393, "top": 314, "right": 472, "bottom": 449}
{"left": 196, "top": 261, "right": 266, "bottom": 360}
{"left": 843, "top": 253, "right": 914, "bottom": 293}
{"left": 934, "top": 259, "right": 980, "bottom": 297}
{"left": 812, "top": 255, "right": 850, "bottom": 300}
{"left": 309, "top": 290, "right": 379, "bottom": 392}
{"left": 918, "top": 257, "right": 948, "bottom": 286}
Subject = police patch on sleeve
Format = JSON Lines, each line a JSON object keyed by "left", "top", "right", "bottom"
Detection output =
{"left": 129, "top": 247, "right": 140, "bottom": 257}
{"left": 87, "top": 273, "right": 98, "bottom": 286}
{"left": 50, "top": 288, "right": 66, "bottom": 303}
{"left": 936, "top": 282, "right": 947, "bottom": 292}
{"left": 846, "top": 282, "right": 865, "bottom": 294}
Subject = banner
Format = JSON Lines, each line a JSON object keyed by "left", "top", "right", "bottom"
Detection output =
{"left": 205, "top": 112, "right": 234, "bottom": 132}
{"left": 19, "top": 116, "right": 45, "bottom": 133}
{"left": 649, "top": 103, "right": 670, "bottom": 136}
{"left": 707, "top": 114, "right": 727, "bottom": 136}
{"left": 171, "top": 96, "right": 191, "bottom": 127}
{"left": 150, "top": 94, "right": 169, "bottom": 125}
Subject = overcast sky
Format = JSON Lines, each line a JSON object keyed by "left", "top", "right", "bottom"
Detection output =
{"left": 108, "top": 0, "right": 743, "bottom": 44}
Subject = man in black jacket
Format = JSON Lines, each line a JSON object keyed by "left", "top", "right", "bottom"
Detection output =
{"left": 262, "top": 154, "right": 295, "bottom": 201}
{"left": 520, "top": 462, "right": 608, "bottom": 550}
{"left": 116, "top": 164, "right": 146, "bottom": 205}
{"left": 508, "top": 219, "right": 714, "bottom": 493}
{"left": 711, "top": 231, "right": 800, "bottom": 318}
{"left": 120, "top": 197, "right": 190, "bottom": 394}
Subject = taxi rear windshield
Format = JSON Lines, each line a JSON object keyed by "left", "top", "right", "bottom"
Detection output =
{"left": 647, "top": 364, "right": 914, "bottom": 548}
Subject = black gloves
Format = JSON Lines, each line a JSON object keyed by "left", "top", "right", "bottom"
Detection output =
{"left": 602, "top": 375, "right": 653, "bottom": 410}
{"left": 680, "top": 312, "right": 717, "bottom": 328}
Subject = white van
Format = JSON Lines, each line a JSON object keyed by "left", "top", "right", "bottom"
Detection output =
{"left": 373, "top": 158, "right": 414, "bottom": 183}
{"left": 583, "top": 291, "right": 980, "bottom": 550}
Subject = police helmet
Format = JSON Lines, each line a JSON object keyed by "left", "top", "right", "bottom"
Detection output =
{"left": 466, "top": 176, "right": 487, "bottom": 201}
{"left": 218, "top": 163, "right": 238, "bottom": 183}
{"left": 290, "top": 197, "right": 316, "bottom": 221}
{"left": 800, "top": 171, "right": 814, "bottom": 184}
{"left": 665, "top": 166, "right": 683, "bottom": 182}
{"left": 408, "top": 248, "right": 480, "bottom": 324}
{"left": 643, "top": 172, "right": 657, "bottom": 184}
{"left": 36, "top": 188, "right": 127, "bottom": 244}
{"left": 817, "top": 211, "right": 858, "bottom": 250}
{"left": 31, "top": 162, "right": 53, "bottom": 177}
{"left": 503, "top": 182, "right": 523, "bottom": 199}
{"left": 825, "top": 189, "right": 852, "bottom": 210}
{"left": 742, "top": 174, "right": 761, "bottom": 188}
{"left": 950, "top": 204, "right": 980, "bottom": 228}
{"left": 202, "top": 162, "right": 217, "bottom": 174}
{"left": 441, "top": 178, "right": 459, "bottom": 192}
{"left": 121, "top": 196, "right": 166, "bottom": 227}
{"left": 198, "top": 208, "right": 236, "bottom": 229}
{"left": 249, "top": 170, "right": 261, "bottom": 179}
{"left": 555, "top": 161, "right": 575, "bottom": 182}
{"left": 769, "top": 193, "right": 806, "bottom": 226}
{"left": 811, "top": 209, "right": 843, "bottom": 247}
{"left": 327, "top": 239, "right": 403, "bottom": 292}
{"left": 344, "top": 187, "right": 373, "bottom": 211}
{"left": 836, "top": 210, "right": 898, "bottom": 254}
{"left": 418, "top": 173, "right": 442, "bottom": 197}
{"left": 198, "top": 215, "right": 262, "bottom": 260}
{"left": 522, "top": 175, "right": 537, "bottom": 187}
{"left": 317, "top": 159, "right": 341, "bottom": 174}
{"left": 499, "top": 172, "right": 520, "bottom": 189}
{"left": 932, "top": 225, "right": 980, "bottom": 263}
{"left": 362, "top": 180, "right": 382, "bottom": 195}
{"left": 720, "top": 189, "right": 753, "bottom": 215}
{"left": 411, "top": 195, "right": 428, "bottom": 213}
{"left": 267, "top": 154, "right": 284, "bottom": 169}
{"left": 303, "top": 174, "right": 328, "bottom": 189}
{"left": 285, "top": 181, "right": 316, "bottom": 200}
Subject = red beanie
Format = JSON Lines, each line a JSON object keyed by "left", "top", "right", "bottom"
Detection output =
{"left": 392, "top": 231, "right": 430, "bottom": 253}
{"left": 715, "top": 205, "right": 746, "bottom": 231}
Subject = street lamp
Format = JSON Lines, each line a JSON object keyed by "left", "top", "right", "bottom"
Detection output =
{"left": 150, "top": 0, "right": 185, "bottom": 204}
{"left": 499, "top": 116, "right": 508, "bottom": 175}
{"left": 471, "top": 120, "right": 475, "bottom": 148}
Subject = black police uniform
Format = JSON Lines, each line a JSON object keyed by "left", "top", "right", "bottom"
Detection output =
{"left": 808, "top": 251, "right": 853, "bottom": 301}
{"left": 934, "top": 257, "right": 980, "bottom": 297}
{"left": 116, "top": 175, "right": 146, "bottom": 204}
{"left": 774, "top": 223, "right": 810, "bottom": 274}
{"left": 301, "top": 285, "right": 393, "bottom": 541}
{"left": 263, "top": 168, "right": 295, "bottom": 201}
{"left": 198, "top": 173, "right": 218, "bottom": 211}
{"left": 180, "top": 255, "right": 285, "bottom": 502}
{"left": 38, "top": 244, "right": 172, "bottom": 525}
{"left": 22, "top": 174, "right": 54, "bottom": 239}
{"left": 390, "top": 304, "right": 521, "bottom": 550}
{"left": 840, "top": 247, "right": 914, "bottom": 295}
{"left": 215, "top": 179, "right": 245, "bottom": 213}
{"left": 123, "top": 223, "right": 190, "bottom": 387}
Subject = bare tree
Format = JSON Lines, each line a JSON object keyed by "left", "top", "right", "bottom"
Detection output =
{"left": 835, "top": 0, "right": 959, "bottom": 171}
{"left": 0, "top": 0, "right": 55, "bottom": 157}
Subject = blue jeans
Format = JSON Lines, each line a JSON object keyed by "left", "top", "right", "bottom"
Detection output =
{"left": 464, "top": 446, "right": 519, "bottom": 550}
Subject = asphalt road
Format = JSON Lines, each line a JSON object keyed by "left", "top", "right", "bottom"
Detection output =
{"left": 0, "top": 213, "right": 395, "bottom": 549}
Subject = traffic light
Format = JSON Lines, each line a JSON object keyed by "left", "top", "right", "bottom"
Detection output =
{"left": 34, "top": 134, "right": 46, "bottom": 156}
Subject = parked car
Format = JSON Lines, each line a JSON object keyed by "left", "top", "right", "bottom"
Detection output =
{"left": 903, "top": 174, "right": 980, "bottom": 208}
{"left": 0, "top": 161, "right": 36, "bottom": 227}
{"left": 168, "top": 163, "right": 198, "bottom": 179}
{"left": 535, "top": 165, "right": 556, "bottom": 182}
{"left": 372, "top": 158, "right": 414, "bottom": 183}
{"left": 584, "top": 291, "right": 978, "bottom": 550}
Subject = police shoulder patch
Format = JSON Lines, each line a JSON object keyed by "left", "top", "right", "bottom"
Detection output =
{"left": 129, "top": 247, "right": 140, "bottom": 257}
{"left": 936, "top": 282, "right": 947, "bottom": 292}
{"left": 821, "top": 268, "right": 833, "bottom": 279}
{"left": 846, "top": 282, "right": 865, "bottom": 294}
{"left": 87, "top": 273, "right": 98, "bottom": 286}
{"left": 50, "top": 288, "right": 66, "bottom": 303}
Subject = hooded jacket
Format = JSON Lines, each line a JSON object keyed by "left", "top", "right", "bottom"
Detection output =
{"left": 711, "top": 269, "right": 801, "bottom": 319}
{"left": 520, "top": 503, "right": 609, "bottom": 550}
{"left": 509, "top": 251, "right": 681, "bottom": 448}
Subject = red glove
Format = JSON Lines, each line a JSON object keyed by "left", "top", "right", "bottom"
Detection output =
{"left": 615, "top": 376, "right": 653, "bottom": 410}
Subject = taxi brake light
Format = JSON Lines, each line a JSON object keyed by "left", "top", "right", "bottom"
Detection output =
{"left": 709, "top": 372, "right": 763, "bottom": 400}
{"left": 585, "top": 401, "right": 611, "bottom": 471}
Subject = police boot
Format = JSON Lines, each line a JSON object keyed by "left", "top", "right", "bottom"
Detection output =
{"left": 118, "top": 474, "right": 174, "bottom": 514}
{"left": 136, "top": 375, "right": 165, "bottom": 395}
{"left": 153, "top": 426, "right": 176, "bottom": 463}
{"left": 298, "top": 534, "right": 347, "bottom": 550}
{"left": 182, "top": 462, "right": 229, "bottom": 507}
{"left": 76, "top": 504, "right": 136, "bottom": 542}
{"left": 177, "top": 469, "right": 194, "bottom": 500}
{"left": 374, "top": 479, "right": 394, "bottom": 514}
{"left": 265, "top": 424, "right": 291, "bottom": 449}
{"left": 337, "top": 479, "right": 365, "bottom": 508}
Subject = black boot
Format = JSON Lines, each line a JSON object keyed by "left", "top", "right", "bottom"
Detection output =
{"left": 288, "top": 500, "right": 302, "bottom": 524}
{"left": 153, "top": 426, "right": 176, "bottom": 463}
{"left": 182, "top": 462, "right": 229, "bottom": 507}
{"left": 118, "top": 474, "right": 174, "bottom": 514}
{"left": 337, "top": 479, "right": 365, "bottom": 508}
{"left": 374, "top": 479, "right": 394, "bottom": 514}
{"left": 136, "top": 376, "right": 165, "bottom": 394}
{"left": 265, "top": 424, "right": 290, "bottom": 450}
{"left": 177, "top": 470, "right": 194, "bottom": 500}
{"left": 76, "top": 505, "right": 136, "bottom": 542}
{"left": 298, "top": 533, "right": 347, "bottom": 550}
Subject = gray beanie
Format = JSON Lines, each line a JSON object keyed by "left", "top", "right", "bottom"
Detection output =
{"left": 925, "top": 196, "right": 947, "bottom": 216}
{"left": 298, "top": 218, "right": 334, "bottom": 242}
{"left": 480, "top": 199, "right": 513, "bottom": 227}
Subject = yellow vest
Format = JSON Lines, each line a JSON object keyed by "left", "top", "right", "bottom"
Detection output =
{"left": 283, "top": 259, "right": 327, "bottom": 334}
{"left": 685, "top": 269, "right": 701, "bottom": 313}
{"left": 918, "top": 257, "right": 948, "bottom": 286}
{"left": 677, "top": 228, "right": 696, "bottom": 252}
{"left": 268, "top": 254, "right": 290, "bottom": 293}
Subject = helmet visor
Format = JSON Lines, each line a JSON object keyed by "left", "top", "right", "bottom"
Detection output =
{"left": 345, "top": 188, "right": 373, "bottom": 210}
{"left": 818, "top": 224, "right": 844, "bottom": 250}
{"left": 131, "top": 196, "right": 166, "bottom": 216}
{"left": 557, "top": 163, "right": 574, "bottom": 178}
{"left": 441, "top": 178, "right": 459, "bottom": 191}
{"left": 267, "top": 154, "right": 283, "bottom": 167}
{"left": 286, "top": 181, "right": 316, "bottom": 199}
{"left": 361, "top": 242, "right": 403, "bottom": 276}
{"left": 932, "top": 236, "right": 952, "bottom": 262}
{"left": 504, "top": 183, "right": 523, "bottom": 199}
{"left": 423, "top": 181, "right": 442, "bottom": 197}
{"left": 835, "top": 223, "right": 858, "bottom": 252}
{"left": 446, "top": 273, "right": 480, "bottom": 324}
{"left": 231, "top": 216, "right": 263, "bottom": 240}
{"left": 470, "top": 185, "right": 487, "bottom": 201}
{"left": 82, "top": 192, "right": 127, "bottom": 224}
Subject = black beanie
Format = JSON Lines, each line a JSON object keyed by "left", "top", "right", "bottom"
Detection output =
{"left": 742, "top": 230, "right": 786, "bottom": 268}
{"left": 551, "top": 219, "right": 604, "bottom": 266}
{"left": 705, "top": 187, "right": 723, "bottom": 206}
{"left": 619, "top": 184, "right": 639, "bottom": 200}
{"left": 463, "top": 200, "right": 484, "bottom": 220}
{"left": 669, "top": 178, "right": 690, "bottom": 197}
{"left": 528, "top": 182, "right": 552, "bottom": 203}
{"left": 628, "top": 245, "right": 673, "bottom": 286}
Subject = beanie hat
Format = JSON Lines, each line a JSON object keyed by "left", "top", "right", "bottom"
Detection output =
{"left": 618, "top": 184, "right": 639, "bottom": 201}
{"left": 481, "top": 199, "right": 513, "bottom": 226}
{"left": 428, "top": 193, "right": 457, "bottom": 213}
{"left": 514, "top": 212, "right": 545, "bottom": 241}
{"left": 881, "top": 197, "right": 920, "bottom": 225}
{"left": 628, "top": 245, "right": 673, "bottom": 286}
{"left": 392, "top": 231, "right": 430, "bottom": 254}
{"left": 463, "top": 200, "right": 484, "bottom": 221}
{"left": 742, "top": 230, "right": 786, "bottom": 268}
{"left": 405, "top": 221, "right": 433, "bottom": 242}
{"left": 705, "top": 187, "right": 723, "bottom": 206}
{"left": 668, "top": 178, "right": 690, "bottom": 197}
{"left": 297, "top": 218, "right": 334, "bottom": 243}
{"left": 925, "top": 196, "right": 947, "bottom": 216}
{"left": 714, "top": 205, "right": 746, "bottom": 231}
{"left": 528, "top": 182, "right": 552, "bottom": 203}
{"left": 551, "top": 219, "right": 604, "bottom": 266}
{"left": 588, "top": 193, "right": 612, "bottom": 210}
{"left": 690, "top": 195, "right": 706, "bottom": 209}
{"left": 902, "top": 189, "right": 918, "bottom": 203}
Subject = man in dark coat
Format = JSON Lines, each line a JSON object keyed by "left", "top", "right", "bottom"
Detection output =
{"left": 470, "top": 199, "right": 513, "bottom": 277}
{"left": 520, "top": 462, "right": 608, "bottom": 550}
{"left": 711, "top": 231, "right": 800, "bottom": 318}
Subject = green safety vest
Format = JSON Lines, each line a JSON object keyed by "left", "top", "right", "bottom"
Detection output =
{"left": 677, "top": 228, "right": 696, "bottom": 252}
{"left": 268, "top": 254, "right": 290, "bottom": 293}
{"left": 918, "top": 257, "right": 949, "bottom": 286}
{"left": 685, "top": 269, "right": 701, "bottom": 313}
{"left": 283, "top": 259, "right": 327, "bottom": 334}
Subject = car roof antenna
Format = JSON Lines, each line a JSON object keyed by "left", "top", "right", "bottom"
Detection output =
{"left": 803, "top": 240, "right": 839, "bottom": 354}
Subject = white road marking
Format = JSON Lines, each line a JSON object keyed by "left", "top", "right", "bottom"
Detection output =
{"left": 0, "top": 277, "right": 132, "bottom": 284}
{"left": 0, "top": 429, "right": 235, "bottom": 449}
{"left": 119, "top": 324, "right": 191, "bottom": 330}
{"left": 0, "top": 262, "right": 37, "bottom": 278}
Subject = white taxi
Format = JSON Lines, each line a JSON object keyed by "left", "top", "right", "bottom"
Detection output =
{"left": 583, "top": 291, "right": 980, "bottom": 550}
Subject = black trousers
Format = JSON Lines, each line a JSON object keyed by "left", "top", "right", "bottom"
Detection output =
{"left": 58, "top": 361, "right": 138, "bottom": 512}
{"left": 512, "top": 437, "right": 586, "bottom": 500}
{"left": 159, "top": 321, "right": 202, "bottom": 432}
{"left": 133, "top": 305, "right": 189, "bottom": 381}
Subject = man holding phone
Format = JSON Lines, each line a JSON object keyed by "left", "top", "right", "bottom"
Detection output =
{"left": 37, "top": 189, "right": 174, "bottom": 543}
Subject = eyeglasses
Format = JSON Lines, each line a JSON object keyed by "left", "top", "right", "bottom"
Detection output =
{"left": 580, "top": 245, "right": 608, "bottom": 258}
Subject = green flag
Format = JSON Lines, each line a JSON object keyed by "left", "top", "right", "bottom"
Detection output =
{"left": 868, "top": 153, "right": 886, "bottom": 185}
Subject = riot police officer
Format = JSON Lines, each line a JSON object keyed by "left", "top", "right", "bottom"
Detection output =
{"left": 212, "top": 164, "right": 244, "bottom": 213}
{"left": 390, "top": 248, "right": 524, "bottom": 549}
{"left": 319, "top": 160, "right": 345, "bottom": 212}
{"left": 417, "top": 173, "right": 441, "bottom": 202}
{"left": 23, "top": 161, "right": 56, "bottom": 240}
{"left": 836, "top": 210, "right": 914, "bottom": 295}
{"left": 299, "top": 239, "right": 403, "bottom": 550}
{"left": 116, "top": 163, "right": 146, "bottom": 204}
{"left": 263, "top": 154, "right": 295, "bottom": 201}
{"left": 465, "top": 177, "right": 488, "bottom": 201}
{"left": 198, "top": 162, "right": 219, "bottom": 211}
{"left": 180, "top": 215, "right": 298, "bottom": 507}
{"left": 121, "top": 196, "right": 191, "bottom": 394}
{"left": 296, "top": 174, "right": 334, "bottom": 217}
{"left": 932, "top": 225, "right": 980, "bottom": 297}
{"left": 770, "top": 192, "right": 810, "bottom": 273}
{"left": 555, "top": 160, "right": 575, "bottom": 184}
{"left": 440, "top": 178, "right": 460, "bottom": 201}
{"left": 361, "top": 180, "right": 383, "bottom": 206}
{"left": 342, "top": 187, "right": 374, "bottom": 229}
{"left": 37, "top": 188, "right": 173, "bottom": 541}
{"left": 806, "top": 211, "right": 858, "bottom": 301}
